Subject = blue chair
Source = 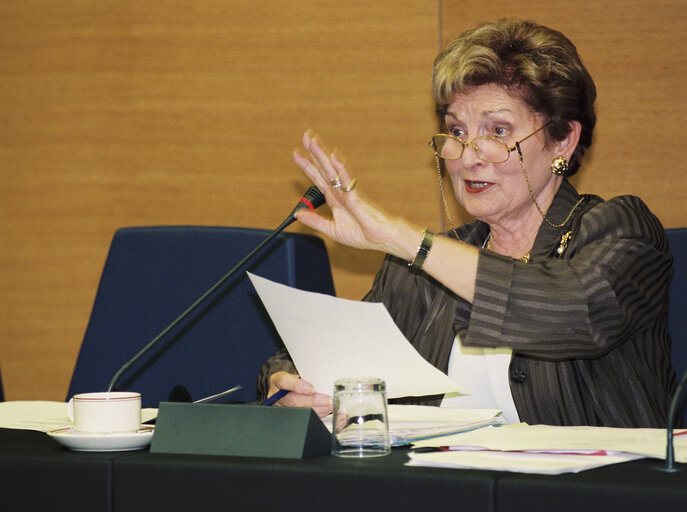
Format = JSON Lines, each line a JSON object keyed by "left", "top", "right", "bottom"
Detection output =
{"left": 67, "top": 226, "right": 335, "bottom": 407}
{"left": 667, "top": 227, "right": 687, "bottom": 381}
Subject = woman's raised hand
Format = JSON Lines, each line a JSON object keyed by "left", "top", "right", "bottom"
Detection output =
{"left": 292, "top": 132, "right": 405, "bottom": 256}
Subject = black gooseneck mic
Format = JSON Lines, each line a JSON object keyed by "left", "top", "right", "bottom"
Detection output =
{"left": 655, "top": 368, "right": 687, "bottom": 472}
{"left": 106, "top": 186, "right": 326, "bottom": 394}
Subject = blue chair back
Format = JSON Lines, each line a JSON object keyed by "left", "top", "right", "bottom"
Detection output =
{"left": 667, "top": 227, "right": 687, "bottom": 381}
{"left": 67, "top": 226, "right": 335, "bottom": 407}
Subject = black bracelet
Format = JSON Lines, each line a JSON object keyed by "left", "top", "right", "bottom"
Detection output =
{"left": 409, "top": 229, "right": 435, "bottom": 270}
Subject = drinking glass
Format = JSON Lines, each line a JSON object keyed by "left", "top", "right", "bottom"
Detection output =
{"left": 331, "top": 377, "right": 390, "bottom": 458}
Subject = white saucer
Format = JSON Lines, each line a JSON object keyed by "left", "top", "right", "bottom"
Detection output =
{"left": 47, "top": 425, "right": 154, "bottom": 452}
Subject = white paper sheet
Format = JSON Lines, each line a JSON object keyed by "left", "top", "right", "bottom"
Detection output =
{"left": 0, "top": 401, "right": 158, "bottom": 432}
{"left": 407, "top": 422, "right": 687, "bottom": 475}
{"left": 407, "top": 423, "right": 687, "bottom": 474}
{"left": 248, "top": 272, "right": 463, "bottom": 399}
{"left": 411, "top": 423, "right": 687, "bottom": 461}
{"left": 407, "top": 449, "right": 643, "bottom": 474}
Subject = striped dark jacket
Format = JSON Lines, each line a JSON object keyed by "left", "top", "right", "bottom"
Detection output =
{"left": 258, "top": 180, "right": 677, "bottom": 427}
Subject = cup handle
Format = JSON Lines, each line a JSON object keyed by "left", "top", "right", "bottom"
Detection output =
{"left": 67, "top": 398, "right": 74, "bottom": 423}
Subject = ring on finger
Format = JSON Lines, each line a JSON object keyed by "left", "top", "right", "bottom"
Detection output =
{"left": 342, "top": 178, "right": 357, "bottom": 192}
{"left": 330, "top": 176, "right": 342, "bottom": 189}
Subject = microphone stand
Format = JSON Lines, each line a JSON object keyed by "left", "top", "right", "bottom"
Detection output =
{"left": 655, "top": 367, "right": 687, "bottom": 472}
{"left": 107, "top": 186, "right": 324, "bottom": 393}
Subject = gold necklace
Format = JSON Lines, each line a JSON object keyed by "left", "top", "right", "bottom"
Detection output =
{"left": 485, "top": 235, "right": 531, "bottom": 263}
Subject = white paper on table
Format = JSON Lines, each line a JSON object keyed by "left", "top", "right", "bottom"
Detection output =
{"left": 0, "top": 401, "right": 158, "bottom": 433}
{"left": 406, "top": 449, "right": 643, "bottom": 474}
{"left": 411, "top": 423, "right": 687, "bottom": 462}
{"left": 248, "top": 272, "right": 463, "bottom": 399}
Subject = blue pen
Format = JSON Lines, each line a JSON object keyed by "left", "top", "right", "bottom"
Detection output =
{"left": 262, "top": 388, "right": 289, "bottom": 406}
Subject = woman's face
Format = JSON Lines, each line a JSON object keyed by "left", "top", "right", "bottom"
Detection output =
{"left": 443, "top": 84, "right": 564, "bottom": 231}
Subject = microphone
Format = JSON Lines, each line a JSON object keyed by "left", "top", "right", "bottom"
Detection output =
{"left": 106, "top": 186, "right": 326, "bottom": 394}
{"left": 286, "top": 185, "right": 325, "bottom": 225}
{"left": 655, "top": 368, "right": 687, "bottom": 472}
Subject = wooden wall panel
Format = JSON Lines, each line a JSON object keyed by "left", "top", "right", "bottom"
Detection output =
{"left": 0, "top": 1, "right": 439, "bottom": 400}
{"left": 3, "top": 0, "right": 684, "bottom": 402}
{"left": 439, "top": 0, "right": 687, "bottom": 228}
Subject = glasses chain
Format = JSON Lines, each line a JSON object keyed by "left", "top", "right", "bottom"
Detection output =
{"left": 434, "top": 155, "right": 462, "bottom": 240}
{"left": 515, "top": 147, "right": 584, "bottom": 229}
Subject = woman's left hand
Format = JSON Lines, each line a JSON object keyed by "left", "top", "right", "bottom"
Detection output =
{"left": 293, "top": 132, "right": 407, "bottom": 256}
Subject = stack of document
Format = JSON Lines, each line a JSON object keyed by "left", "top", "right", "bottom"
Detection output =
{"left": 386, "top": 405, "right": 502, "bottom": 446}
{"left": 321, "top": 405, "right": 503, "bottom": 446}
{"left": 408, "top": 423, "right": 687, "bottom": 474}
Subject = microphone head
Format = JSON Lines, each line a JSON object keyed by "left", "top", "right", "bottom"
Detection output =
{"left": 284, "top": 186, "right": 326, "bottom": 227}
{"left": 303, "top": 186, "right": 325, "bottom": 210}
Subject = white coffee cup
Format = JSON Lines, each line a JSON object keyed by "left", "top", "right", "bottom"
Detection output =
{"left": 67, "top": 391, "right": 141, "bottom": 434}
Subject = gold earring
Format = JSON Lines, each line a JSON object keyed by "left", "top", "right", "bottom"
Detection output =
{"left": 551, "top": 156, "right": 569, "bottom": 176}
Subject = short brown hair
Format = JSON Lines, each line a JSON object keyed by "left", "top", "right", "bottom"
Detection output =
{"left": 432, "top": 19, "right": 596, "bottom": 176}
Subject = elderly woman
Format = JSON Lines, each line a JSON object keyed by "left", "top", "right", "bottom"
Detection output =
{"left": 257, "top": 19, "right": 677, "bottom": 428}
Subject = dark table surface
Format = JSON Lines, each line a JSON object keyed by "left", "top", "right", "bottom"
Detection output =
{"left": 2, "top": 427, "right": 687, "bottom": 512}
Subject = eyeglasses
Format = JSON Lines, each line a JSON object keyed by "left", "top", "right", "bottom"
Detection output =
{"left": 429, "top": 122, "right": 551, "bottom": 163}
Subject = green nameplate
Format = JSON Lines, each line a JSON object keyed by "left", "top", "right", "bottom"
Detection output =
{"left": 150, "top": 402, "right": 331, "bottom": 459}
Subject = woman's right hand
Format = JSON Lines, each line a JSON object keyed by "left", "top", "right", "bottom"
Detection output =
{"left": 267, "top": 371, "right": 332, "bottom": 418}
